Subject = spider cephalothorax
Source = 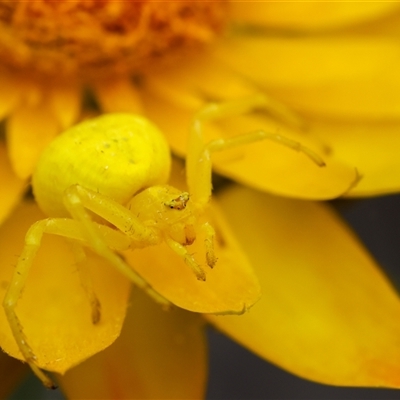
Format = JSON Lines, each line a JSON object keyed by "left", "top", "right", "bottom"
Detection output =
{"left": 126, "top": 185, "right": 199, "bottom": 248}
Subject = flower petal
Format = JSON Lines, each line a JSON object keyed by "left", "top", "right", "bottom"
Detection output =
{"left": 94, "top": 77, "right": 143, "bottom": 114}
{"left": 59, "top": 287, "right": 207, "bottom": 399}
{"left": 7, "top": 103, "right": 59, "bottom": 178}
{"left": 0, "top": 69, "right": 22, "bottom": 120}
{"left": 207, "top": 185, "right": 400, "bottom": 388}
{"left": 48, "top": 81, "right": 81, "bottom": 130}
{"left": 214, "top": 36, "right": 400, "bottom": 120}
{"left": 312, "top": 120, "right": 400, "bottom": 197}
{"left": 144, "top": 54, "right": 257, "bottom": 110}
{"left": 123, "top": 200, "right": 261, "bottom": 315}
{"left": 0, "top": 142, "right": 26, "bottom": 225}
{"left": 0, "top": 201, "right": 130, "bottom": 373}
{"left": 231, "top": 2, "right": 400, "bottom": 31}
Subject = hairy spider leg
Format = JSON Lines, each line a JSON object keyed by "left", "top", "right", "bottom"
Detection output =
{"left": 162, "top": 222, "right": 216, "bottom": 280}
{"left": 70, "top": 242, "right": 102, "bottom": 324}
{"left": 164, "top": 236, "right": 206, "bottom": 281}
{"left": 2, "top": 217, "right": 132, "bottom": 389}
{"left": 63, "top": 185, "right": 171, "bottom": 307}
{"left": 186, "top": 94, "right": 326, "bottom": 207}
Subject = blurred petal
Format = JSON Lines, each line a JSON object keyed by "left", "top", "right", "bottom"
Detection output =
{"left": 144, "top": 54, "right": 258, "bottom": 109}
{"left": 231, "top": 2, "right": 400, "bottom": 31}
{"left": 214, "top": 36, "right": 400, "bottom": 120}
{"left": 6, "top": 103, "right": 59, "bottom": 178}
{"left": 0, "top": 142, "right": 26, "bottom": 225}
{"left": 94, "top": 77, "right": 143, "bottom": 114}
{"left": 312, "top": 120, "right": 400, "bottom": 197}
{"left": 207, "top": 185, "right": 400, "bottom": 388}
{"left": 123, "top": 201, "right": 261, "bottom": 314}
{"left": 0, "top": 69, "right": 22, "bottom": 120}
{"left": 0, "top": 351, "right": 28, "bottom": 399}
{"left": 0, "top": 201, "right": 130, "bottom": 373}
{"left": 48, "top": 82, "right": 81, "bottom": 130}
{"left": 59, "top": 287, "right": 207, "bottom": 399}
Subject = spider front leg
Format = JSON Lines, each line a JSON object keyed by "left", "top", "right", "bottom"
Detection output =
{"left": 163, "top": 222, "right": 216, "bottom": 281}
{"left": 3, "top": 220, "right": 58, "bottom": 389}
{"left": 202, "top": 222, "right": 217, "bottom": 268}
{"left": 164, "top": 236, "right": 206, "bottom": 281}
{"left": 186, "top": 94, "right": 326, "bottom": 206}
{"left": 2, "top": 217, "right": 132, "bottom": 389}
{"left": 63, "top": 184, "right": 170, "bottom": 307}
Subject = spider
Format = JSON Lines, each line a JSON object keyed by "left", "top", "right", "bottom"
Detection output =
{"left": 2, "top": 94, "right": 325, "bottom": 389}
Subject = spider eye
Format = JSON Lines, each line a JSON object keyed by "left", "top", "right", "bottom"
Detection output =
{"left": 164, "top": 192, "right": 190, "bottom": 210}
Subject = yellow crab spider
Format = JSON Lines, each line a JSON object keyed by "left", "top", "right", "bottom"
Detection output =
{"left": 2, "top": 94, "right": 325, "bottom": 389}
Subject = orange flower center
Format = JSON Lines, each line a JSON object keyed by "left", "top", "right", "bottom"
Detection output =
{"left": 0, "top": 0, "right": 229, "bottom": 79}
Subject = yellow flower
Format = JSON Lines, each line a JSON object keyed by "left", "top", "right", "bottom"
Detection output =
{"left": 1, "top": 1, "right": 400, "bottom": 398}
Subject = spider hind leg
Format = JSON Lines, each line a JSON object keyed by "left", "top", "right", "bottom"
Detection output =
{"left": 70, "top": 242, "right": 102, "bottom": 324}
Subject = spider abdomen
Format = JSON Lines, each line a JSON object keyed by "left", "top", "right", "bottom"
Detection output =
{"left": 33, "top": 114, "right": 171, "bottom": 217}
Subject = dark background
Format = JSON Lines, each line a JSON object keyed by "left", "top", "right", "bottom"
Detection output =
{"left": 9, "top": 194, "right": 400, "bottom": 400}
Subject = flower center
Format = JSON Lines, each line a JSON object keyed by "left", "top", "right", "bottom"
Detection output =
{"left": 0, "top": 0, "right": 229, "bottom": 79}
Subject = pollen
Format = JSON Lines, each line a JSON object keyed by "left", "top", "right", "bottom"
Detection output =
{"left": 0, "top": 0, "right": 229, "bottom": 79}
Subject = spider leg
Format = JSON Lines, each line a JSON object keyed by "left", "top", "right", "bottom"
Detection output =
{"left": 201, "top": 222, "right": 217, "bottom": 268}
{"left": 186, "top": 95, "right": 325, "bottom": 206}
{"left": 70, "top": 242, "right": 102, "bottom": 324}
{"left": 3, "top": 220, "right": 58, "bottom": 389}
{"left": 164, "top": 236, "right": 206, "bottom": 281}
{"left": 68, "top": 223, "right": 138, "bottom": 323}
{"left": 63, "top": 185, "right": 170, "bottom": 307}
{"left": 2, "top": 217, "right": 126, "bottom": 389}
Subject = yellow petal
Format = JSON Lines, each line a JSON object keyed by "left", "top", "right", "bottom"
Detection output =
{"left": 48, "top": 81, "right": 81, "bottom": 130}
{"left": 313, "top": 120, "right": 400, "bottom": 197}
{"left": 142, "top": 51, "right": 304, "bottom": 129}
{"left": 144, "top": 94, "right": 357, "bottom": 199}
{"left": 144, "top": 53, "right": 258, "bottom": 110}
{"left": 123, "top": 201, "right": 261, "bottom": 315}
{"left": 144, "top": 71, "right": 203, "bottom": 111}
{"left": 207, "top": 185, "right": 400, "bottom": 387}
{"left": 7, "top": 103, "right": 60, "bottom": 178}
{"left": 231, "top": 2, "right": 400, "bottom": 31}
{"left": 214, "top": 36, "right": 400, "bottom": 120}
{"left": 0, "top": 69, "right": 22, "bottom": 120}
{"left": 0, "top": 201, "right": 130, "bottom": 373}
{"left": 59, "top": 287, "right": 207, "bottom": 399}
{"left": 0, "top": 142, "right": 26, "bottom": 225}
{"left": 0, "top": 351, "right": 28, "bottom": 399}
{"left": 94, "top": 77, "right": 143, "bottom": 114}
